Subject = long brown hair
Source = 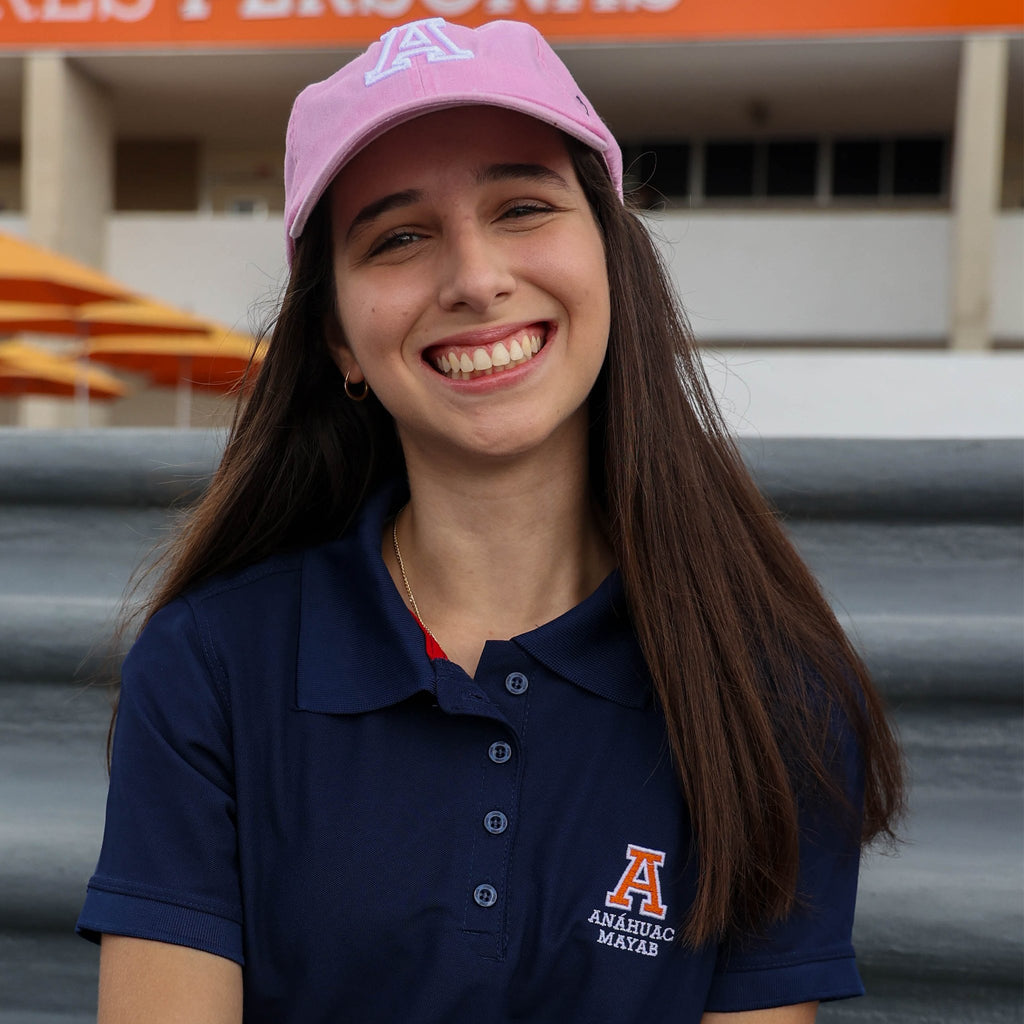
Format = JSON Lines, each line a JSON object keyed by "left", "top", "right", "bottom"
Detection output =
{"left": 123, "top": 137, "right": 903, "bottom": 948}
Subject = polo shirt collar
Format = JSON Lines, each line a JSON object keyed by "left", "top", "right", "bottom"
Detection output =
{"left": 512, "top": 573, "right": 651, "bottom": 709}
{"left": 296, "top": 479, "right": 651, "bottom": 714}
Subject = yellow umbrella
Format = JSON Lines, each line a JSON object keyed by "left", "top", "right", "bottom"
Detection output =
{"left": 84, "top": 330, "right": 267, "bottom": 389}
{"left": 77, "top": 298, "right": 216, "bottom": 336}
{"left": 84, "top": 329, "right": 267, "bottom": 426}
{"left": 0, "top": 231, "right": 135, "bottom": 306}
{"left": 0, "top": 298, "right": 218, "bottom": 339}
{"left": 0, "top": 302, "right": 87, "bottom": 335}
{"left": 0, "top": 339, "right": 128, "bottom": 400}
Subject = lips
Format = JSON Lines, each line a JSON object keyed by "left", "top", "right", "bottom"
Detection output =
{"left": 425, "top": 327, "right": 547, "bottom": 381}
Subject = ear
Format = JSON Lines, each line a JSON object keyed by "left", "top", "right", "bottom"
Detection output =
{"left": 323, "top": 314, "right": 365, "bottom": 384}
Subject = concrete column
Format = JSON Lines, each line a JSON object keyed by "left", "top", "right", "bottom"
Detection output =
{"left": 23, "top": 53, "right": 113, "bottom": 270}
{"left": 21, "top": 55, "right": 114, "bottom": 428}
{"left": 949, "top": 35, "right": 1009, "bottom": 351}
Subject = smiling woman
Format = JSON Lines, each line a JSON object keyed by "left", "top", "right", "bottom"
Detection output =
{"left": 327, "top": 107, "right": 610, "bottom": 479}
{"left": 76, "top": 17, "right": 903, "bottom": 1024}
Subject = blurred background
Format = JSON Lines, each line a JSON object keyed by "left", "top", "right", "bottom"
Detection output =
{"left": 0, "top": 1, "right": 1020, "bottom": 433}
{"left": 0, "top": 3, "right": 1021, "bottom": 1022}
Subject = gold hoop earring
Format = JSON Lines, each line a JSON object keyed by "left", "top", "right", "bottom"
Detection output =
{"left": 344, "top": 370, "right": 369, "bottom": 402}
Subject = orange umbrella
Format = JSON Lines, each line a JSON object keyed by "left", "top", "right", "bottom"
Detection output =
{"left": 78, "top": 298, "right": 216, "bottom": 337}
{"left": 84, "top": 329, "right": 266, "bottom": 426}
{"left": 84, "top": 330, "right": 267, "bottom": 390}
{"left": 0, "top": 339, "right": 128, "bottom": 400}
{"left": 0, "top": 302, "right": 86, "bottom": 335}
{"left": 0, "top": 297, "right": 216, "bottom": 338}
{"left": 0, "top": 231, "right": 135, "bottom": 306}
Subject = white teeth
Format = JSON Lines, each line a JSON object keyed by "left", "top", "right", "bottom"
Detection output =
{"left": 432, "top": 330, "right": 546, "bottom": 379}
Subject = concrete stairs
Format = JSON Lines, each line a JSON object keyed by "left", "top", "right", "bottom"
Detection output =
{"left": 0, "top": 431, "right": 1020, "bottom": 1023}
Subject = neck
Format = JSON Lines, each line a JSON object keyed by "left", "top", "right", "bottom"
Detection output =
{"left": 386, "top": 437, "right": 614, "bottom": 676}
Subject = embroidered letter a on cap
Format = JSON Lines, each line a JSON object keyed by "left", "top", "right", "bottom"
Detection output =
{"left": 605, "top": 844, "right": 668, "bottom": 920}
{"left": 364, "top": 18, "right": 475, "bottom": 87}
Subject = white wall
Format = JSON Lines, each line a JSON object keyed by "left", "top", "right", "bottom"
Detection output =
{"left": 1, "top": 210, "right": 1021, "bottom": 437}
{"left": 655, "top": 211, "right": 947, "bottom": 342}
{"left": 657, "top": 210, "right": 1024, "bottom": 343}
{"left": 702, "top": 350, "right": 1024, "bottom": 438}
{"left": 2, "top": 210, "right": 1020, "bottom": 345}
{"left": 92, "top": 210, "right": 1024, "bottom": 345}
{"left": 104, "top": 214, "right": 288, "bottom": 337}
{"left": 993, "top": 212, "right": 1024, "bottom": 339}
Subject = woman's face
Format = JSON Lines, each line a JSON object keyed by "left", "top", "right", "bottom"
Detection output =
{"left": 327, "top": 106, "right": 610, "bottom": 470}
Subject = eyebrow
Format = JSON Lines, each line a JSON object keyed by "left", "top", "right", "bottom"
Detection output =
{"left": 345, "top": 163, "right": 573, "bottom": 243}
{"left": 346, "top": 189, "right": 423, "bottom": 242}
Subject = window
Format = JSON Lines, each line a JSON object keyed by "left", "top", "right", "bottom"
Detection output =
{"left": 623, "top": 143, "right": 690, "bottom": 204}
{"left": 704, "top": 141, "right": 756, "bottom": 197}
{"left": 832, "top": 140, "right": 883, "bottom": 196}
{"left": 765, "top": 141, "right": 817, "bottom": 197}
{"left": 893, "top": 137, "right": 945, "bottom": 196}
{"left": 703, "top": 140, "right": 817, "bottom": 200}
{"left": 616, "top": 135, "right": 946, "bottom": 208}
{"left": 832, "top": 137, "right": 945, "bottom": 199}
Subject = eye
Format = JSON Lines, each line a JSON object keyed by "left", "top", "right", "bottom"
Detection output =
{"left": 368, "top": 228, "right": 425, "bottom": 257}
{"left": 500, "top": 201, "right": 555, "bottom": 220}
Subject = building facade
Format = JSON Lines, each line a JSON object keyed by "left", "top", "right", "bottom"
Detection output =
{"left": 0, "top": 1, "right": 1021, "bottom": 426}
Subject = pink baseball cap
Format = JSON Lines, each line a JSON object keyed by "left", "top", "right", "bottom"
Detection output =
{"left": 284, "top": 17, "right": 622, "bottom": 264}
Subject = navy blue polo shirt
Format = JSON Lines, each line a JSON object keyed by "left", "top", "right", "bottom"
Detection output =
{"left": 78, "top": 481, "right": 864, "bottom": 1022}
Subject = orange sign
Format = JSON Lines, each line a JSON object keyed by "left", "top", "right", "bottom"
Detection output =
{"left": 0, "top": 0, "right": 1020, "bottom": 49}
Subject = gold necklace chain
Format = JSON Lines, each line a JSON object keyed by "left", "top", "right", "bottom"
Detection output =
{"left": 392, "top": 507, "right": 441, "bottom": 647}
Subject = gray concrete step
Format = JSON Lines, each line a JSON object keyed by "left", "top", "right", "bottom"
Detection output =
{"left": 0, "top": 432, "right": 1019, "bottom": 1022}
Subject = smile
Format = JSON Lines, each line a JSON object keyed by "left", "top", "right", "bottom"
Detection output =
{"left": 428, "top": 330, "right": 546, "bottom": 381}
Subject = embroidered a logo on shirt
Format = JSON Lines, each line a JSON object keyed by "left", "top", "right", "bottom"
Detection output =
{"left": 587, "top": 844, "right": 675, "bottom": 957}
{"left": 606, "top": 844, "right": 668, "bottom": 919}
{"left": 364, "top": 18, "right": 475, "bottom": 87}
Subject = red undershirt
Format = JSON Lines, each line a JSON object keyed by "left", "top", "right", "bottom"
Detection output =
{"left": 411, "top": 610, "right": 448, "bottom": 661}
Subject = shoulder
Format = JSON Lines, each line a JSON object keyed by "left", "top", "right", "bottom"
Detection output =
{"left": 184, "top": 548, "right": 307, "bottom": 612}
{"left": 176, "top": 477, "right": 402, "bottom": 626}
{"left": 127, "top": 544, "right": 339, "bottom": 696}
{"left": 126, "top": 480, "right": 404, "bottom": 707}
{"left": 130, "top": 551, "right": 307, "bottom": 680}
{"left": 175, "top": 533, "right": 367, "bottom": 633}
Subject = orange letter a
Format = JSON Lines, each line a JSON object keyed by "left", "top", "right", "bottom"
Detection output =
{"left": 605, "top": 844, "right": 667, "bottom": 920}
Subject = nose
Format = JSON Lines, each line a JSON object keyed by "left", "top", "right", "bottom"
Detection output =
{"left": 437, "top": 221, "right": 516, "bottom": 314}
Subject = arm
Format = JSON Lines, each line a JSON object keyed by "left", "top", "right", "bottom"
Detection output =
{"left": 98, "top": 935, "right": 243, "bottom": 1024}
{"left": 79, "top": 601, "right": 246, "bottom": 989}
{"left": 702, "top": 1002, "right": 818, "bottom": 1024}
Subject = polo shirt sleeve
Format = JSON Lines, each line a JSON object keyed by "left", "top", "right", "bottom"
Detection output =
{"left": 76, "top": 597, "right": 244, "bottom": 965}
{"left": 704, "top": 727, "right": 866, "bottom": 1011}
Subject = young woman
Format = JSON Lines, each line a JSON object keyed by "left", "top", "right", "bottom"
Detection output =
{"left": 78, "top": 18, "right": 903, "bottom": 1023}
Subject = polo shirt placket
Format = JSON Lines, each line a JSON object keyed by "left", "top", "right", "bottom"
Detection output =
{"left": 435, "top": 646, "right": 537, "bottom": 959}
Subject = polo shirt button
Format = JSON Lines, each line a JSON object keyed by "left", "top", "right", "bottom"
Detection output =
{"left": 505, "top": 671, "right": 529, "bottom": 695}
{"left": 483, "top": 810, "right": 508, "bottom": 835}
{"left": 488, "top": 741, "right": 512, "bottom": 764}
{"left": 473, "top": 883, "right": 498, "bottom": 908}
